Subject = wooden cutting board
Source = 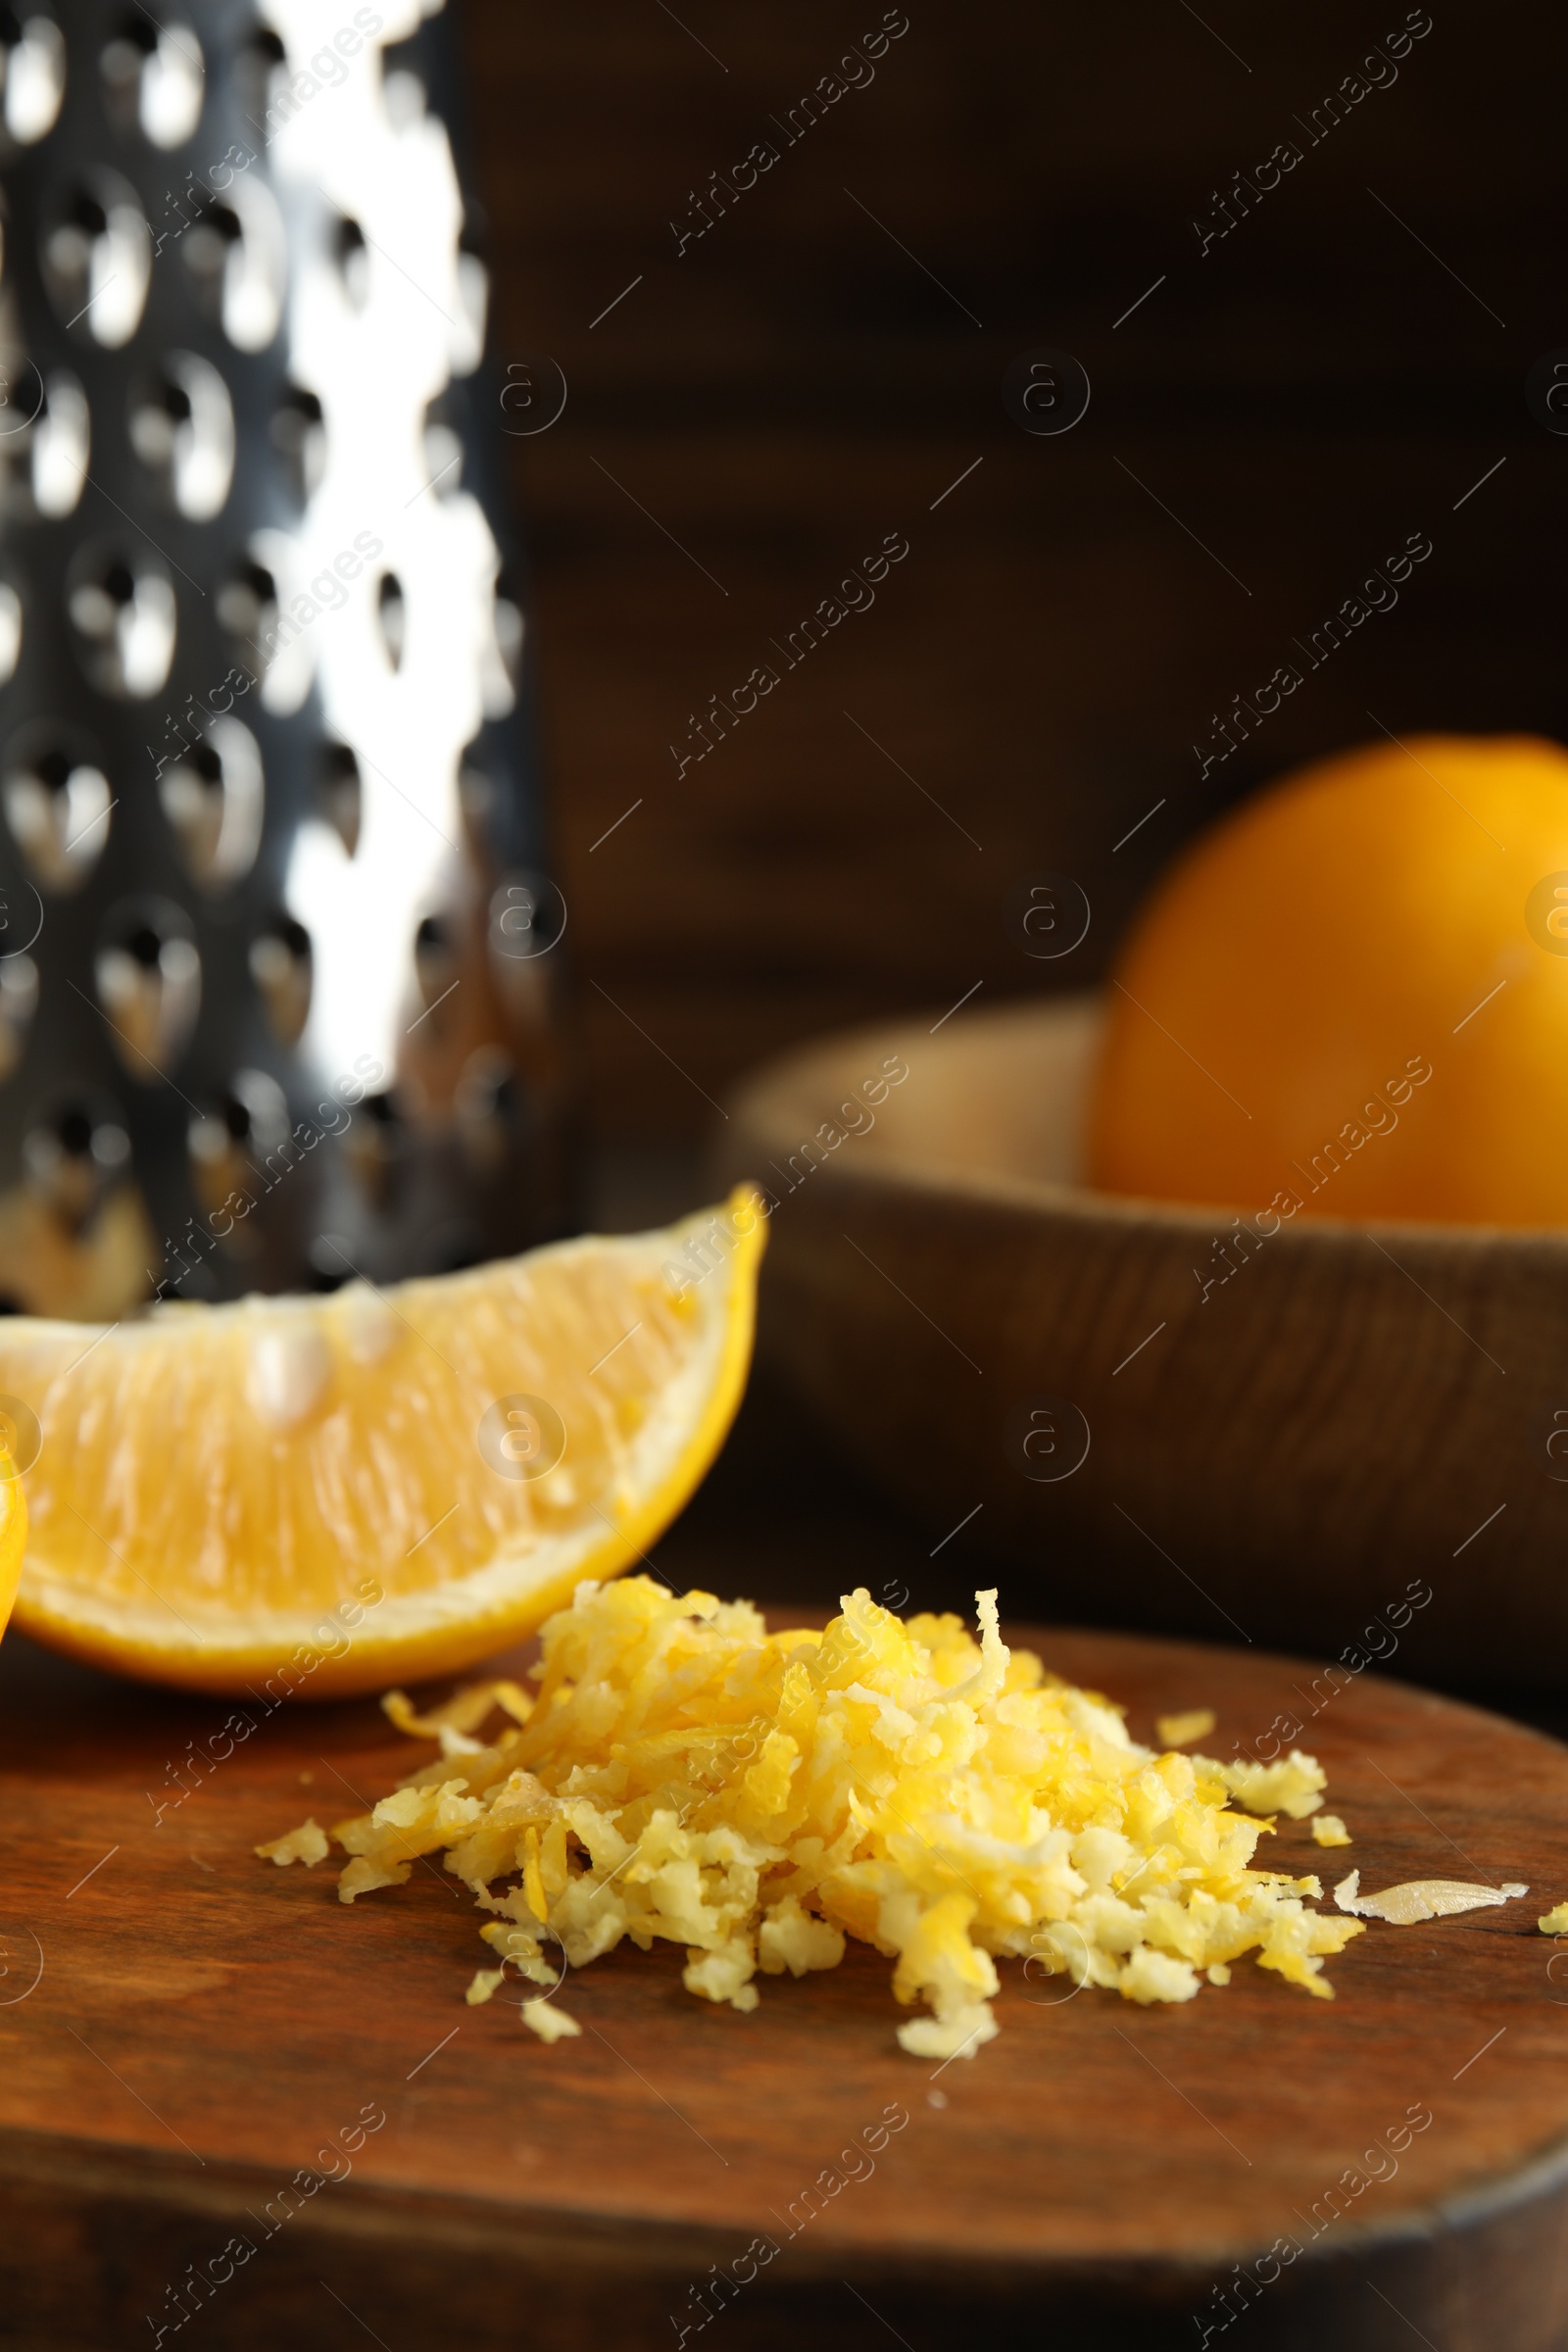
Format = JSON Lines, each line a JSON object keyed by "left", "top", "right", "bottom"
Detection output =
{"left": 3, "top": 1613, "right": 1568, "bottom": 2352}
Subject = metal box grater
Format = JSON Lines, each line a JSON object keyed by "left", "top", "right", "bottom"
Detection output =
{"left": 0, "top": 0, "right": 571, "bottom": 1319}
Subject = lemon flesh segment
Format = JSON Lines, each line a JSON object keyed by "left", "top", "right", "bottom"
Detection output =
{"left": 0, "top": 1472, "right": 26, "bottom": 1644}
{"left": 6, "top": 1189, "right": 764, "bottom": 1696}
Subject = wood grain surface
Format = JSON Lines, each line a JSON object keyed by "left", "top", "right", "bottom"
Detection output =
{"left": 452, "top": 0, "right": 1568, "bottom": 1144}
{"left": 4, "top": 1610, "right": 1568, "bottom": 2350}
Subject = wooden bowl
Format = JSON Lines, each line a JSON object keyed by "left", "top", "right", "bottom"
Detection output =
{"left": 716, "top": 995, "right": 1568, "bottom": 1688}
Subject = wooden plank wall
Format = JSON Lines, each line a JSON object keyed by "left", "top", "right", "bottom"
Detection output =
{"left": 455, "top": 0, "right": 1566, "bottom": 1142}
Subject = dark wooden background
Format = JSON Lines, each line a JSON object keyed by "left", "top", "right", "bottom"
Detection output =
{"left": 455, "top": 0, "right": 1567, "bottom": 1147}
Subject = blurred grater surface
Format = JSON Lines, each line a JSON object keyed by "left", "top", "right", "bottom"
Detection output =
{"left": 0, "top": 0, "right": 571, "bottom": 1318}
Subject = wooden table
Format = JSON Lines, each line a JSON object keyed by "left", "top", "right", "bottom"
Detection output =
{"left": 4, "top": 1570, "right": 1568, "bottom": 2352}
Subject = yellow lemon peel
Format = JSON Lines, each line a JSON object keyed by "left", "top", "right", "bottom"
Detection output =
{"left": 268, "top": 1579, "right": 1365, "bottom": 2056}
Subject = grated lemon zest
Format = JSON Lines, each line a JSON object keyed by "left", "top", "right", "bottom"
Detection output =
{"left": 269, "top": 1579, "right": 1365, "bottom": 2054}
{"left": 255, "top": 1817, "right": 328, "bottom": 1869}
{"left": 1335, "top": 1869, "right": 1528, "bottom": 1923}
{"left": 1155, "top": 1708, "right": 1215, "bottom": 1749}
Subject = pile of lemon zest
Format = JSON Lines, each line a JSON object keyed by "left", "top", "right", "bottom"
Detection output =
{"left": 274, "top": 1579, "right": 1364, "bottom": 2053}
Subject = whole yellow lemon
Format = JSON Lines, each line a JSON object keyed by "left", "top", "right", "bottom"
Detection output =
{"left": 1089, "top": 734, "right": 1568, "bottom": 1226}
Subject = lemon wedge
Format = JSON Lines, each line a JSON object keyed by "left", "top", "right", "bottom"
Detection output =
{"left": 2, "top": 1189, "right": 763, "bottom": 1695}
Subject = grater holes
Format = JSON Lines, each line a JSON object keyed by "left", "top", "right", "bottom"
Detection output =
{"left": 413, "top": 911, "right": 457, "bottom": 1007}
{"left": 66, "top": 541, "right": 176, "bottom": 698}
{"left": 318, "top": 741, "right": 360, "bottom": 857}
{"left": 2, "top": 725, "right": 111, "bottom": 891}
{"left": 189, "top": 1069, "right": 288, "bottom": 1233}
{"left": 128, "top": 353, "right": 233, "bottom": 519}
{"left": 160, "top": 714, "right": 263, "bottom": 889}
{"left": 24, "top": 1094, "right": 130, "bottom": 1231}
{"left": 23, "top": 367, "right": 87, "bottom": 516}
{"left": 333, "top": 213, "right": 369, "bottom": 310}
{"left": 181, "top": 176, "right": 283, "bottom": 352}
{"left": 375, "top": 570, "right": 405, "bottom": 670}
{"left": 217, "top": 554, "right": 277, "bottom": 686}
{"left": 42, "top": 171, "right": 150, "bottom": 347}
{"left": 249, "top": 912, "right": 312, "bottom": 1045}
{"left": 100, "top": 15, "right": 203, "bottom": 149}
{"left": 419, "top": 399, "right": 463, "bottom": 505}
{"left": 0, "top": 12, "right": 64, "bottom": 144}
{"left": 270, "top": 381, "right": 325, "bottom": 508}
{"left": 94, "top": 898, "right": 201, "bottom": 1080}
{"left": 341, "top": 1086, "right": 402, "bottom": 1205}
